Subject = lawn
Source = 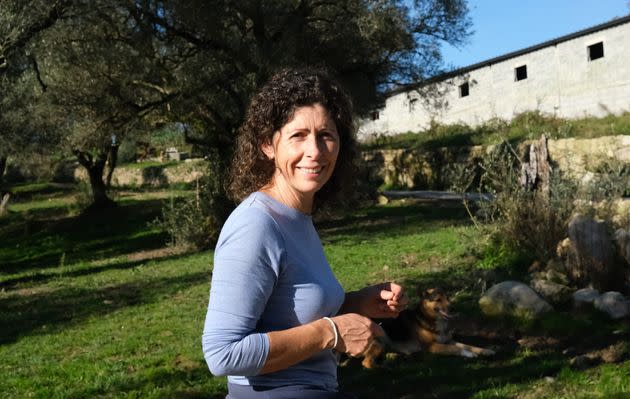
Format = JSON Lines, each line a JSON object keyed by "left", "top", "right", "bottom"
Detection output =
{"left": 1, "top": 183, "right": 628, "bottom": 398}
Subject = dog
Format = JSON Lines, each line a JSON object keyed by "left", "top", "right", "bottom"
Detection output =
{"left": 361, "top": 287, "right": 495, "bottom": 368}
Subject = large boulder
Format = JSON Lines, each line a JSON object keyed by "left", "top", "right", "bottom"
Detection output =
{"left": 614, "top": 229, "right": 630, "bottom": 266}
{"left": 572, "top": 288, "right": 600, "bottom": 311}
{"left": 593, "top": 291, "right": 629, "bottom": 319}
{"left": 568, "top": 215, "right": 622, "bottom": 290}
{"left": 479, "top": 281, "right": 553, "bottom": 319}
{"left": 530, "top": 279, "right": 572, "bottom": 305}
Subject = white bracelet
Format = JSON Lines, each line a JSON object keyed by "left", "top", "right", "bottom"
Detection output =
{"left": 322, "top": 317, "right": 338, "bottom": 350}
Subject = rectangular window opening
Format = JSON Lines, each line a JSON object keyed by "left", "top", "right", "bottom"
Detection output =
{"left": 588, "top": 42, "right": 604, "bottom": 61}
{"left": 515, "top": 65, "right": 527, "bottom": 81}
{"left": 459, "top": 82, "right": 469, "bottom": 97}
{"left": 408, "top": 98, "right": 418, "bottom": 112}
{"left": 371, "top": 111, "right": 379, "bottom": 121}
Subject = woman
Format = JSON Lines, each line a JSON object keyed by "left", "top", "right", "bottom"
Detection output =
{"left": 202, "top": 68, "right": 407, "bottom": 398}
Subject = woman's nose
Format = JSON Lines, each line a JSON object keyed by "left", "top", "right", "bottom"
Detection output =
{"left": 304, "top": 134, "right": 322, "bottom": 159}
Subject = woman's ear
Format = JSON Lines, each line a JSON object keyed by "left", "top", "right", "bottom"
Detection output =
{"left": 261, "top": 137, "right": 275, "bottom": 160}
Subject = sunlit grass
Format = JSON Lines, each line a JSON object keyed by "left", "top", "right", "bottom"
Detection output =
{"left": 1, "top": 184, "right": 628, "bottom": 398}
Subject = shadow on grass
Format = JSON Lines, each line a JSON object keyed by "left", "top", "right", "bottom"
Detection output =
{"left": 339, "top": 349, "right": 566, "bottom": 399}
{"left": 66, "top": 364, "right": 226, "bottom": 399}
{"left": 8, "top": 182, "right": 75, "bottom": 199}
{"left": 318, "top": 202, "right": 470, "bottom": 242}
{"left": 0, "top": 199, "right": 168, "bottom": 274}
{"left": 0, "top": 251, "right": 190, "bottom": 289}
{"left": 0, "top": 269, "right": 210, "bottom": 345}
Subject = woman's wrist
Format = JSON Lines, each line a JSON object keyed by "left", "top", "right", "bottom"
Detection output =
{"left": 318, "top": 318, "right": 338, "bottom": 350}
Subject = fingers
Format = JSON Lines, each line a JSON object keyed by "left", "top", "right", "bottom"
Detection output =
{"left": 378, "top": 282, "right": 409, "bottom": 316}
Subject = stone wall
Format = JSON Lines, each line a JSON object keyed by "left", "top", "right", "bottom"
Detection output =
{"left": 73, "top": 159, "right": 205, "bottom": 187}
{"left": 362, "top": 135, "right": 630, "bottom": 190}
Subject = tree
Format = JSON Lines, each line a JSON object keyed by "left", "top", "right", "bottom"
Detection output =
{"left": 131, "top": 0, "right": 471, "bottom": 245}
{"left": 31, "top": 0, "right": 178, "bottom": 209}
{"left": 1, "top": 0, "right": 471, "bottom": 225}
{"left": 0, "top": 0, "right": 70, "bottom": 206}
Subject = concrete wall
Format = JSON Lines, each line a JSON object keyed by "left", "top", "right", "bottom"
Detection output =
{"left": 359, "top": 20, "right": 630, "bottom": 140}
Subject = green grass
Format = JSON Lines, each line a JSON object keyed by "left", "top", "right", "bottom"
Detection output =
{"left": 1, "top": 185, "right": 628, "bottom": 398}
{"left": 361, "top": 111, "right": 630, "bottom": 151}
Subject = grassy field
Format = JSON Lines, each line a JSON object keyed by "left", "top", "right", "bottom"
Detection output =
{"left": 1, "top": 183, "right": 629, "bottom": 398}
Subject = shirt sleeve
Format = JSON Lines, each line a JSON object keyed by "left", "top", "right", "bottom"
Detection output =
{"left": 202, "top": 207, "right": 285, "bottom": 376}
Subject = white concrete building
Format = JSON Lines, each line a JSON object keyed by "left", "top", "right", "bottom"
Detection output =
{"left": 359, "top": 15, "right": 630, "bottom": 139}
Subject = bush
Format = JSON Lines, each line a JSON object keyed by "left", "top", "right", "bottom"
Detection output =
{"left": 455, "top": 139, "right": 622, "bottom": 266}
{"left": 153, "top": 195, "right": 212, "bottom": 250}
{"left": 152, "top": 157, "right": 233, "bottom": 250}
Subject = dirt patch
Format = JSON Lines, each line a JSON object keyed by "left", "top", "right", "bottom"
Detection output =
{"left": 517, "top": 336, "right": 563, "bottom": 350}
{"left": 126, "top": 246, "right": 189, "bottom": 262}
{"left": 4, "top": 286, "right": 58, "bottom": 298}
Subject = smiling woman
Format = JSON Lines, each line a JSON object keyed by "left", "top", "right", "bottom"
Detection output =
{"left": 226, "top": 68, "right": 357, "bottom": 214}
{"left": 260, "top": 103, "right": 340, "bottom": 213}
{"left": 201, "top": 68, "right": 409, "bottom": 399}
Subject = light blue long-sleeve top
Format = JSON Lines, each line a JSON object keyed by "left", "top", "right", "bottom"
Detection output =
{"left": 202, "top": 191, "right": 346, "bottom": 389}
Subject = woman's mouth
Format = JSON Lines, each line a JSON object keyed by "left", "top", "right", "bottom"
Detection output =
{"left": 298, "top": 166, "right": 324, "bottom": 174}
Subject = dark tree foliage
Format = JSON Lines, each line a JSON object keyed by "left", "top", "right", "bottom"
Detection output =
{"left": 0, "top": 0, "right": 71, "bottom": 191}
{"left": 1, "top": 0, "right": 470, "bottom": 233}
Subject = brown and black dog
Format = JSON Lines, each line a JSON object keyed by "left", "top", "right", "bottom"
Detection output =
{"left": 361, "top": 287, "right": 495, "bottom": 368}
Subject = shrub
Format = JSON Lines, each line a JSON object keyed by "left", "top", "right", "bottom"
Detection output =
{"left": 152, "top": 157, "right": 233, "bottom": 250}
{"left": 455, "top": 136, "right": 630, "bottom": 273}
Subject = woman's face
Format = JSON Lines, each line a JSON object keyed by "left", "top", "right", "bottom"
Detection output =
{"left": 261, "top": 103, "right": 340, "bottom": 208}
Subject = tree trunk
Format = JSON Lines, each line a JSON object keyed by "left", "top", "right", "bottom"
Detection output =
{"left": 105, "top": 144, "right": 119, "bottom": 189}
{"left": 74, "top": 149, "right": 115, "bottom": 210}
{"left": 519, "top": 134, "right": 551, "bottom": 196}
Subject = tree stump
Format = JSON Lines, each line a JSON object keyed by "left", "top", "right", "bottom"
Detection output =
{"left": 520, "top": 134, "right": 551, "bottom": 196}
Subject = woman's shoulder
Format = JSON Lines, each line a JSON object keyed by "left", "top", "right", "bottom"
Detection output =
{"left": 216, "top": 193, "right": 287, "bottom": 262}
{"left": 218, "top": 193, "right": 284, "bottom": 244}
{"left": 228, "top": 192, "right": 280, "bottom": 226}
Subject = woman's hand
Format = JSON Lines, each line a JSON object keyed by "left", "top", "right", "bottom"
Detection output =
{"left": 345, "top": 282, "right": 408, "bottom": 319}
{"left": 331, "top": 313, "right": 384, "bottom": 357}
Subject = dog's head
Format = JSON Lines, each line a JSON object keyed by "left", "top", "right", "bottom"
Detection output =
{"left": 417, "top": 287, "right": 451, "bottom": 321}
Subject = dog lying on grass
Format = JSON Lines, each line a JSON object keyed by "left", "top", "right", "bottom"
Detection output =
{"left": 361, "top": 287, "right": 495, "bottom": 368}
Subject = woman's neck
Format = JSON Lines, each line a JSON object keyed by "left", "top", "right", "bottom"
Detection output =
{"left": 260, "top": 183, "right": 313, "bottom": 215}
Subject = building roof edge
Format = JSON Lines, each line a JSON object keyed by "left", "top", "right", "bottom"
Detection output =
{"left": 387, "top": 13, "right": 630, "bottom": 97}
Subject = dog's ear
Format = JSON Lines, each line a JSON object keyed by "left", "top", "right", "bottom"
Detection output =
{"left": 420, "top": 288, "right": 435, "bottom": 298}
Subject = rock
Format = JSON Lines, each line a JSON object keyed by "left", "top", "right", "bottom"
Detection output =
{"left": 544, "top": 259, "right": 571, "bottom": 285}
{"left": 530, "top": 279, "right": 572, "bottom": 304}
{"left": 528, "top": 260, "right": 542, "bottom": 273}
{"left": 600, "top": 342, "right": 628, "bottom": 363}
{"left": 568, "top": 215, "right": 621, "bottom": 290}
{"left": 377, "top": 195, "right": 389, "bottom": 205}
{"left": 479, "top": 281, "right": 553, "bottom": 319}
{"left": 593, "top": 291, "right": 629, "bottom": 319}
{"left": 614, "top": 229, "right": 630, "bottom": 266}
{"left": 572, "top": 288, "right": 600, "bottom": 311}
{"left": 570, "top": 354, "right": 600, "bottom": 370}
{"left": 556, "top": 237, "right": 572, "bottom": 258}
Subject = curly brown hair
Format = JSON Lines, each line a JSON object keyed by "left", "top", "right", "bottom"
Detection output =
{"left": 227, "top": 67, "right": 358, "bottom": 211}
